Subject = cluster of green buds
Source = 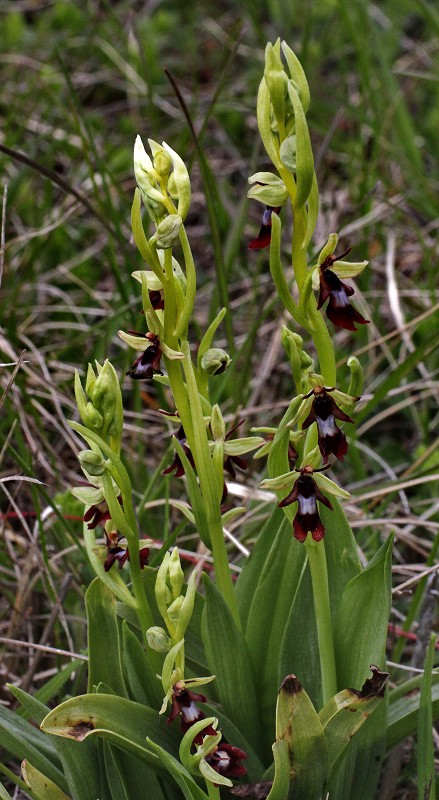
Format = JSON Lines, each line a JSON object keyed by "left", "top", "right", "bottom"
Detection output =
{"left": 74, "top": 360, "right": 123, "bottom": 454}
{"left": 134, "top": 135, "right": 191, "bottom": 224}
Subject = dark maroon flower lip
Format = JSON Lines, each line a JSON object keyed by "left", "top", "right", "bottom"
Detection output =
{"left": 149, "top": 289, "right": 164, "bottom": 310}
{"left": 163, "top": 425, "right": 195, "bottom": 478}
{"left": 126, "top": 332, "right": 163, "bottom": 380}
{"left": 317, "top": 267, "right": 369, "bottom": 331}
{"left": 167, "top": 683, "right": 216, "bottom": 744}
{"left": 103, "top": 531, "right": 149, "bottom": 572}
{"left": 205, "top": 743, "right": 248, "bottom": 778}
{"left": 248, "top": 206, "right": 281, "bottom": 250}
{"left": 278, "top": 465, "right": 332, "bottom": 542}
{"left": 83, "top": 494, "right": 123, "bottom": 530}
{"left": 302, "top": 386, "right": 354, "bottom": 464}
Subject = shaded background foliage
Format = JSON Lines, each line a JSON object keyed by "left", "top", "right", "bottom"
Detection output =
{"left": 0, "top": 1, "right": 438, "bottom": 797}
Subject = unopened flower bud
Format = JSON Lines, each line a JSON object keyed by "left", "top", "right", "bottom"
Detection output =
{"left": 162, "top": 142, "right": 191, "bottom": 221}
{"left": 146, "top": 626, "right": 172, "bottom": 652}
{"left": 167, "top": 595, "right": 184, "bottom": 623}
{"left": 247, "top": 173, "right": 288, "bottom": 207}
{"left": 168, "top": 547, "right": 184, "bottom": 599}
{"left": 85, "top": 363, "right": 97, "bottom": 397}
{"left": 91, "top": 361, "right": 122, "bottom": 437}
{"left": 133, "top": 135, "right": 167, "bottom": 223}
{"left": 85, "top": 401, "right": 104, "bottom": 429}
{"left": 78, "top": 450, "right": 106, "bottom": 477}
{"left": 210, "top": 404, "right": 226, "bottom": 441}
{"left": 153, "top": 214, "right": 182, "bottom": 249}
{"left": 201, "top": 348, "right": 231, "bottom": 376}
{"left": 148, "top": 138, "right": 172, "bottom": 178}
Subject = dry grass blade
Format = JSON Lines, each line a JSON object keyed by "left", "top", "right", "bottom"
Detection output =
{"left": 0, "top": 349, "right": 26, "bottom": 412}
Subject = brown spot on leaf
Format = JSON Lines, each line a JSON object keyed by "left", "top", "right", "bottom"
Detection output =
{"left": 350, "top": 665, "right": 389, "bottom": 699}
{"left": 280, "top": 674, "right": 302, "bottom": 695}
{"left": 66, "top": 720, "right": 94, "bottom": 740}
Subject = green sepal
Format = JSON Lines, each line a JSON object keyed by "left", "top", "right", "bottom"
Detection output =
{"left": 264, "top": 41, "right": 287, "bottom": 136}
{"left": 257, "top": 78, "right": 282, "bottom": 170}
{"left": 131, "top": 189, "right": 163, "bottom": 280}
{"left": 281, "top": 41, "right": 310, "bottom": 113}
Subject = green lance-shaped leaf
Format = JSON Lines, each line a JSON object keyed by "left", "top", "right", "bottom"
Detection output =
{"left": 201, "top": 575, "right": 263, "bottom": 757}
{"left": 122, "top": 621, "right": 163, "bottom": 710}
{"left": 334, "top": 534, "right": 393, "bottom": 690}
{"left": 146, "top": 739, "right": 209, "bottom": 800}
{"left": 0, "top": 701, "right": 67, "bottom": 793}
{"left": 0, "top": 782, "right": 13, "bottom": 800}
{"left": 103, "top": 741, "right": 166, "bottom": 800}
{"left": 286, "top": 82, "right": 314, "bottom": 209}
{"left": 387, "top": 673, "right": 439, "bottom": 749}
{"left": 319, "top": 498, "right": 361, "bottom": 625}
{"left": 417, "top": 634, "right": 437, "bottom": 800}
{"left": 41, "top": 694, "right": 180, "bottom": 770}
{"left": 8, "top": 685, "right": 101, "bottom": 800}
{"left": 267, "top": 675, "right": 327, "bottom": 800}
{"left": 319, "top": 666, "right": 389, "bottom": 779}
{"left": 86, "top": 578, "right": 127, "bottom": 697}
{"left": 22, "top": 761, "right": 71, "bottom": 800}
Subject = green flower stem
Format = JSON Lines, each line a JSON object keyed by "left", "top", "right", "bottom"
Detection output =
{"left": 305, "top": 538, "right": 337, "bottom": 704}
{"left": 174, "top": 226, "right": 196, "bottom": 339}
{"left": 180, "top": 343, "right": 239, "bottom": 626}
{"left": 280, "top": 173, "right": 338, "bottom": 704}
{"left": 206, "top": 781, "right": 220, "bottom": 800}
{"left": 285, "top": 185, "right": 337, "bottom": 386}
{"left": 68, "top": 422, "right": 155, "bottom": 638}
{"left": 163, "top": 248, "right": 178, "bottom": 345}
{"left": 164, "top": 349, "right": 239, "bottom": 626}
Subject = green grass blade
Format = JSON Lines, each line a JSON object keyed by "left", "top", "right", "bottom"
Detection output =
{"left": 418, "top": 635, "right": 437, "bottom": 800}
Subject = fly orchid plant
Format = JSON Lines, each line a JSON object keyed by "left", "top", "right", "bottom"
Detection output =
{"left": 3, "top": 39, "right": 437, "bottom": 800}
